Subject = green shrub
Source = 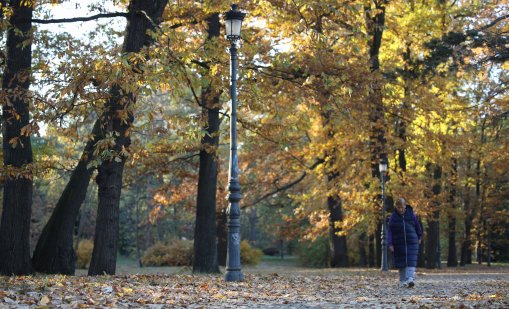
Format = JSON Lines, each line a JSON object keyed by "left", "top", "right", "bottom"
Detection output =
{"left": 141, "top": 239, "right": 193, "bottom": 266}
{"left": 76, "top": 239, "right": 94, "bottom": 269}
{"left": 240, "top": 240, "right": 263, "bottom": 266}
{"left": 296, "top": 237, "right": 329, "bottom": 268}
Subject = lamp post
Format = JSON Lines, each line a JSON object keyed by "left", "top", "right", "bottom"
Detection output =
{"left": 379, "top": 157, "right": 389, "bottom": 271}
{"left": 224, "top": 4, "right": 245, "bottom": 282}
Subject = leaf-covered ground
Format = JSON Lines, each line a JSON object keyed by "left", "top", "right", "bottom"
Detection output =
{"left": 1, "top": 265, "right": 508, "bottom": 308}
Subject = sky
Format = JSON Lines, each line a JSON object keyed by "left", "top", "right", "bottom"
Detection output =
{"left": 36, "top": 0, "right": 126, "bottom": 42}
{"left": 33, "top": 0, "right": 127, "bottom": 136}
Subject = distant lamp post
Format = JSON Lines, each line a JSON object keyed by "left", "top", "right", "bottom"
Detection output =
{"left": 379, "top": 157, "right": 389, "bottom": 271}
{"left": 224, "top": 4, "right": 245, "bottom": 282}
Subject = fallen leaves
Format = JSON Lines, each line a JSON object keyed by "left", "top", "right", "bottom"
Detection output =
{"left": 0, "top": 270, "right": 507, "bottom": 308}
{"left": 39, "top": 295, "right": 50, "bottom": 306}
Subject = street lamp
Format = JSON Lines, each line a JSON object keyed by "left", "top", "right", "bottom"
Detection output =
{"left": 224, "top": 4, "right": 245, "bottom": 282}
{"left": 379, "top": 156, "right": 389, "bottom": 271}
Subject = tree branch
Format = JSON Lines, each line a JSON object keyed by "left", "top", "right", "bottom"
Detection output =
{"left": 32, "top": 12, "right": 128, "bottom": 24}
{"left": 242, "top": 157, "right": 324, "bottom": 209}
{"left": 479, "top": 14, "right": 509, "bottom": 31}
{"left": 243, "top": 172, "right": 307, "bottom": 208}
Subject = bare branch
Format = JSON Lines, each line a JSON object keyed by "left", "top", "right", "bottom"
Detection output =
{"left": 243, "top": 172, "right": 307, "bottom": 208}
{"left": 32, "top": 12, "right": 128, "bottom": 24}
{"left": 479, "top": 14, "right": 509, "bottom": 31}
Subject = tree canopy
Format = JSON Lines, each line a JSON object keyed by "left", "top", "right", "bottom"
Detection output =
{"left": 0, "top": 0, "right": 508, "bottom": 275}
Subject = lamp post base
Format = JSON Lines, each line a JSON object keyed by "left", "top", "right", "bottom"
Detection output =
{"left": 225, "top": 270, "right": 244, "bottom": 282}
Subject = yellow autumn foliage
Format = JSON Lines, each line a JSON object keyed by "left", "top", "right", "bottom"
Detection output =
{"left": 76, "top": 239, "right": 94, "bottom": 269}
{"left": 141, "top": 239, "right": 193, "bottom": 267}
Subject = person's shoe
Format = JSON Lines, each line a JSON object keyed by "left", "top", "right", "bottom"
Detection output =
{"left": 407, "top": 280, "right": 415, "bottom": 288}
{"left": 400, "top": 281, "right": 409, "bottom": 288}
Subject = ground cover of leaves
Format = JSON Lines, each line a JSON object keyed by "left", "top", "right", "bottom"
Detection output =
{"left": 1, "top": 268, "right": 508, "bottom": 308}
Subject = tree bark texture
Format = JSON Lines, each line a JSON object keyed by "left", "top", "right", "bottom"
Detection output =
{"left": 365, "top": 0, "right": 387, "bottom": 179}
{"left": 358, "top": 232, "right": 367, "bottom": 267}
{"left": 322, "top": 133, "right": 348, "bottom": 266}
{"left": 216, "top": 207, "right": 228, "bottom": 266}
{"left": 460, "top": 205, "right": 473, "bottom": 265}
{"left": 0, "top": 0, "right": 34, "bottom": 276}
{"left": 375, "top": 222, "right": 382, "bottom": 268}
{"left": 365, "top": 2, "right": 389, "bottom": 269}
{"left": 447, "top": 159, "right": 458, "bottom": 267}
{"left": 32, "top": 121, "right": 102, "bottom": 274}
{"left": 460, "top": 156, "right": 473, "bottom": 265}
{"left": 426, "top": 165, "right": 441, "bottom": 269}
{"left": 328, "top": 194, "right": 348, "bottom": 267}
{"left": 368, "top": 233, "right": 375, "bottom": 267}
{"left": 88, "top": 0, "right": 168, "bottom": 276}
{"left": 473, "top": 121, "right": 486, "bottom": 265}
{"left": 417, "top": 217, "right": 426, "bottom": 267}
{"left": 192, "top": 13, "right": 221, "bottom": 274}
{"left": 447, "top": 214, "right": 457, "bottom": 267}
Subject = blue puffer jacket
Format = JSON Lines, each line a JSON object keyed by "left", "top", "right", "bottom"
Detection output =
{"left": 388, "top": 206, "right": 422, "bottom": 268}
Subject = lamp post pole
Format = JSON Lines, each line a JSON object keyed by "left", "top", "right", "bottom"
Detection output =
{"left": 380, "top": 158, "right": 389, "bottom": 271}
{"left": 224, "top": 4, "right": 245, "bottom": 282}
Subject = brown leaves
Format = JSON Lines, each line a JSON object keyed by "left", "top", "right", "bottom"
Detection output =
{"left": 0, "top": 270, "right": 508, "bottom": 308}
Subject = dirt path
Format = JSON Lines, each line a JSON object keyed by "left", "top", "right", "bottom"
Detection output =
{"left": 2, "top": 263, "right": 508, "bottom": 308}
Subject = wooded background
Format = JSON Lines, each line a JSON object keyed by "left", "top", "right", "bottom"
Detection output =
{"left": 0, "top": 0, "right": 508, "bottom": 276}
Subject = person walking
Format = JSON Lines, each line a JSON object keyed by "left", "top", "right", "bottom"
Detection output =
{"left": 388, "top": 198, "right": 422, "bottom": 288}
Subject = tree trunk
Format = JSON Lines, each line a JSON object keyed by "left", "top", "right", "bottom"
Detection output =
{"left": 460, "top": 207, "right": 473, "bottom": 265}
{"left": 426, "top": 164, "right": 441, "bottom": 269}
{"left": 365, "top": 0, "right": 387, "bottom": 179}
{"left": 328, "top": 194, "right": 348, "bottom": 267}
{"left": 417, "top": 214, "right": 425, "bottom": 267}
{"left": 473, "top": 121, "right": 486, "bottom": 266}
{"left": 375, "top": 222, "right": 382, "bottom": 268}
{"left": 368, "top": 233, "right": 375, "bottom": 267}
{"left": 417, "top": 237, "right": 425, "bottom": 267}
{"left": 365, "top": 3, "right": 388, "bottom": 267}
{"left": 447, "top": 160, "right": 458, "bottom": 267}
{"left": 318, "top": 107, "right": 348, "bottom": 267}
{"left": 248, "top": 208, "right": 258, "bottom": 243}
{"left": 476, "top": 229, "right": 482, "bottom": 264}
{"left": 88, "top": 0, "right": 168, "bottom": 276}
{"left": 0, "top": 0, "right": 34, "bottom": 276}
{"left": 358, "top": 232, "right": 367, "bottom": 267}
{"left": 135, "top": 199, "right": 142, "bottom": 266}
{"left": 460, "top": 156, "right": 473, "bottom": 266}
{"left": 426, "top": 219, "right": 440, "bottom": 268}
{"left": 216, "top": 207, "right": 228, "bottom": 266}
{"left": 32, "top": 121, "right": 102, "bottom": 274}
{"left": 193, "top": 13, "right": 221, "bottom": 274}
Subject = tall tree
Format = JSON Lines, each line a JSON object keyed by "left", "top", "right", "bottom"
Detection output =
{"left": 32, "top": 120, "right": 103, "bottom": 274}
{"left": 32, "top": 1, "right": 169, "bottom": 274}
{"left": 193, "top": 13, "right": 221, "bottom": 274}
{"left": 88, "top": 0, "right": 168, "bottom": 276}
{"left": 0, "top": 0, "right": 34, "bottom": 276}
{"left": 322, "top": 109, "right": 348, "bottom": 267}
{"left": 365, "top": 0, "right": 388, "bottom": 268}
{"left": 426, "top": 164, "right": 441, "bottom": 269}
{"left": 447, "top": 158, "right": 458, "bottom": 267}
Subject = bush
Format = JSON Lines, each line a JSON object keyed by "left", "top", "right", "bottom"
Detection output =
{"left": 262, "top": 247, "right": 280, "bottom": 256}
{"left": 141, "top": 239, "right": 193, "bottom": 266}
{"left": 240, "top": 240, "right": 263, "bottom": 265}
{"left": 76, "top": 239, "right": 94, "bottom": 269}
{"left": 296, "top": 237, "right": 329, "bottom": 268}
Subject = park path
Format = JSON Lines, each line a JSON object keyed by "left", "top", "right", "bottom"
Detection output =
{"left": 1, "top": 263, "right": 508, "bottom": 308}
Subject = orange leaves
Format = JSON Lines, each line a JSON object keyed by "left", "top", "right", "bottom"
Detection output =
{"left": 301, "top": 210, "right": 329, "bottom": 240}
{"left": 153, "top": 192, "right": 170, "bottom": 206}
{"left": 1, "top": 271, "right": 508, "bottom": 307}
